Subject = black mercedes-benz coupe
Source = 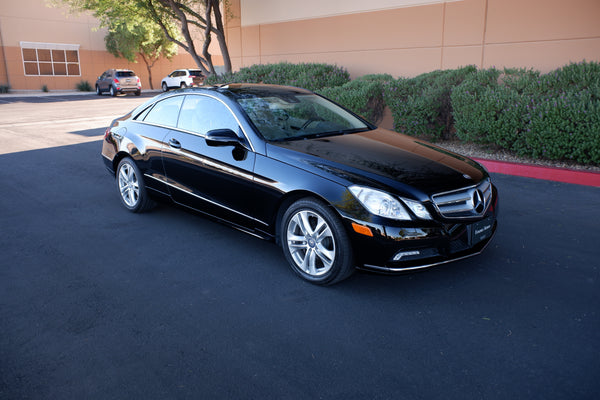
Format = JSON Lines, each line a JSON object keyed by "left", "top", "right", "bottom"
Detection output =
{"left": 101, "top": 84, "right": 498, "bottom": 285}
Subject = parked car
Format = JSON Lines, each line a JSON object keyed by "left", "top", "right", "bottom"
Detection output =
{"left": 101, "top": 84, "right": 498, "bottom": 285}
{"left": 96, "top": 69, "right": 141, "bottom": 96}
{"left": 161, "top": 69, "right": 205, "bottom": 91}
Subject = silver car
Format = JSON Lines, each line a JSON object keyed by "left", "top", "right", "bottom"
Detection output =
{"left": 95, "top": 69, "right": 141, "bottom": 96}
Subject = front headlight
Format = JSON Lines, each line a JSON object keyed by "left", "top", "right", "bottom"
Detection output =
{"left": 349, "top": 186, "right": 431, "bottom": 221}
{"left": 402, "top": 198, "right": 432, "bottom": 220}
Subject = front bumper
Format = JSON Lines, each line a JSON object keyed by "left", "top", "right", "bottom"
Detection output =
{"left": 345, "top": 187, "right": 499, "bottom": 274}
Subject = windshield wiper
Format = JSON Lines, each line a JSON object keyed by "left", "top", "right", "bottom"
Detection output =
{"left": 302, "top": 127, "right": 371, "bottom": 139}
{"left": 268, "top": 127, "right": 371, "bottom": 142}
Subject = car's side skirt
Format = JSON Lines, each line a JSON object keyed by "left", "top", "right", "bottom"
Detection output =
{"left": 144, "top": 173, "right": 269, "bottom": 228}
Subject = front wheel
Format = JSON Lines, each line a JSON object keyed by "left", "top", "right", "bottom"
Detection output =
{"left": 280, "top": 198, "right": 354, "bottom": 285}
{"left": 161, "top": 82, "right": 168, "bottom": 92}
{"left": 116, "top": 158, "right": 155, "bottom": 213}
{"left": 95, "top": 85, "right": 102, "bottom": 96}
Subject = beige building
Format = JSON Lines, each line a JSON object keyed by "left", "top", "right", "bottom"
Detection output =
{"left": 0, "top": 0, "right": 201, "bottom": 91}
{"left": 1, "top": 0, "right": 599, "bottom": 90}
{"left": 226, "top": 0, "right": 600, "bottom": 77}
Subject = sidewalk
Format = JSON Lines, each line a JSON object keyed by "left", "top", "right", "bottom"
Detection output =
{"left": 0, "top": 89, "right": 163, "bottom": 97}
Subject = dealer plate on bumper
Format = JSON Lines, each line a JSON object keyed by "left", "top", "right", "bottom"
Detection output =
{"left": 470, "top": 216, "right": 494, "bottom": 246}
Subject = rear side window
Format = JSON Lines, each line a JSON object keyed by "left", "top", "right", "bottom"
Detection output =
{"left": 142, "top": 96, "right": 184, "bottom": 128}
{"left": 116, "top": 71, "right": 135, "bottom": 77}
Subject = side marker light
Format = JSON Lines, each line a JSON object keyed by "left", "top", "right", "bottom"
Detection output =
{"left": 352, "top": 223, "right": 373, "bottom": 237}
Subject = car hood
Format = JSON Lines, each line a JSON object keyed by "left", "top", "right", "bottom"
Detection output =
{"left": 266, "top": 128, "right": 488, "bottom": 198}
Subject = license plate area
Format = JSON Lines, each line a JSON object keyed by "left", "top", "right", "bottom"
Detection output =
{"left": 470, "top": 216, "right": 494, "bottom": 245}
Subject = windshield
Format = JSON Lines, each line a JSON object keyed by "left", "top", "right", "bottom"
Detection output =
{"left": 236, "top": 93, "right": 371, "bottom": 141}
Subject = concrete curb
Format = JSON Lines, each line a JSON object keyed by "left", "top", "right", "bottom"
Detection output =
{"left": 475, "top": 158, "right": 600, "bottom": 187}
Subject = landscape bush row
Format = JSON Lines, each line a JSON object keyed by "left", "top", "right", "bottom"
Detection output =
{"left": 209, "top": 61, "right": 600, "bottom": 165}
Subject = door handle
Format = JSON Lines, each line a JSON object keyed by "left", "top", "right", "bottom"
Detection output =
{"left": 168, "top": 138, "right": 181, "bottom": 149}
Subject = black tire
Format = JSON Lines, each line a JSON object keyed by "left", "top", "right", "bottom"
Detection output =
{"left": 180, "top": 82, "right": 187, "bottom": 88}
{"left": 135, "top": 90, "right": 141, "bottom": 96}
{"left": 116, "top": 158, "right": 155, "bottom": 213}
{"left": 280, "top": 198, "right": 354, "bottom": 285}
{"left": 161, "top": 82, "right": 168, "bottom": 92}
{"left": 109, "top": 85, "right": 117, "bottom": 97}
{"left": 95, "top": 85, "right": 102, "bottom": 95}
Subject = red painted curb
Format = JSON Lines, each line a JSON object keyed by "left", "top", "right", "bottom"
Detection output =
{"left": 473, "top": 158, "right": 600, "bottom": 187}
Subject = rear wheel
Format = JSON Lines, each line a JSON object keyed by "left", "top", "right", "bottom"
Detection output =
{"left": 116, "top": 158, "right": 155, "bottom": 213}
{"left": 180, "top": 82, "right": 187, "bottom": 88}
{"left": 109, "top": 85, "right": 117, "bottom": 97}
{"left": 280, "top": 198, "right": 354, "bottom": 285}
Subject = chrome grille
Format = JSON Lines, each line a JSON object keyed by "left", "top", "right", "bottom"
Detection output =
{"left": 432, "top": 178, "right": 492, "bottom": 219}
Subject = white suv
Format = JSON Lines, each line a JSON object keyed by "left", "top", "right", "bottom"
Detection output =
{"left": 161, "top": 69, "right": 205, "bottom": 91}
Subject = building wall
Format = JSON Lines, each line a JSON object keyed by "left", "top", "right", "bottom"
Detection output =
{"left": 226, "top": 0, "right": 600, "bottom": 78}
{"left": 0, "top": 0, "right": 211, "bottom": 91}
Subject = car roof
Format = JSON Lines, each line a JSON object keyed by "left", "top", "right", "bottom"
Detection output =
{"left": 131, "top": 84, "right": 314, "bottom": 117}
{"left": 216, "top": 83, "right": 313, "bottom": 97}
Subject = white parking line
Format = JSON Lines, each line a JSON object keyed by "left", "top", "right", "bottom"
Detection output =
{"left": 3, "top": 115, "right": 118, "bottom": 128}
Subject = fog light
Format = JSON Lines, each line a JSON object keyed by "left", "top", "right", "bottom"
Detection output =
{"left": 393, "top": 250, "right": 420, "bottom": 261}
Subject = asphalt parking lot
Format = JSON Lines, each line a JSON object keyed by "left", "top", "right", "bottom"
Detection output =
{"left": 1, "top": 93, "right": 599, "bottom": 399}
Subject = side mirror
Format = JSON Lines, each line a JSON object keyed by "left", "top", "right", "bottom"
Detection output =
{"left": 206, "top": 129, "right": 242, "bottom": 147}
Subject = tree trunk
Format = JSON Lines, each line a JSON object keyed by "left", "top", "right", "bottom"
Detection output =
{"left": 210, "top": 0, "right": 232, "bottom": 74}
{"left": 139, "top": 53, "right": 155, "bottom": 89}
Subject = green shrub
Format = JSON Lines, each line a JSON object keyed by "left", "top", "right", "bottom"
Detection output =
{"left": 0, "top": 84, "right": 9, "bottom": 93}
{"left": 451, "top": 62, "right": 600, "bottom": 164}
{"left": 76, "top": 80, "right": 93, "bottom": 92}
{"left": 522, "top": 87, "right": 600, "bottom": 164}
{"left": 205, "top": 62, "right": 350, "bottom": 91}
{"left": 451, "top": 68, "right": 530, "bottom": 149}
{"left": 41, "top": 85, "right": 49, "bottom": 92}
{"left": 383, "top": 66, "right": 477, "bottom": 140}
{"left": 318, "top": 74, "right": 394, "bottom": 123}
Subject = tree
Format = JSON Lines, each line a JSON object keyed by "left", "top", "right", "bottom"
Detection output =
{"left": 54, "top": 0, "right": 232, "bottom": 75}
{"left": 146, "top": 0, "right": 232, "bottom": 75}
{"left": 105, "top": 19, "right": 177, "bottom": 89}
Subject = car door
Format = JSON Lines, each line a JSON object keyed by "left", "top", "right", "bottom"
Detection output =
{"left": 100, "top": 70, "right": 113, "bottom": 91}
{"left": 134, "top": 95, "right": 185, "bottom": 193}
{"left": 165, "top": 71, "right": 177, "bottom": 87}
{"left": 161, "top": 94, "right": 260, "bottom": 228}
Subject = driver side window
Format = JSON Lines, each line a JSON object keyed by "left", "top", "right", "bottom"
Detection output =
{"left": 178, "top": 95, "right": 239, "bottom": 136}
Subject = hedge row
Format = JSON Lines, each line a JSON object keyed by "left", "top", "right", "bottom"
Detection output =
{"left": 382, "top": 66, "right": 477, "bottom": 140}
{"left": 205, "top": 62, "right": 350, "bottom": 92}
{"left": 317, "top": 74, "right": 394, "bottom": 123}
{"left": 209, "top": 61, "right": 600, "bottom": 165}
{"left": 451, "top": 63, "right": 600, "bottom": 164}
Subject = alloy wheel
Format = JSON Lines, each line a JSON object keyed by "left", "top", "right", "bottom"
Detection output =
{"left": 286, "top": 210, "right": 336, "bottom": 277}
{"left": 118, "top": 163, "right": 139, "bottom": 208}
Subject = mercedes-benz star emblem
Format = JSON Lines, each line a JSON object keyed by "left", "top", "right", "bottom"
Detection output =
{"left": 471, "top": 189, "right": 484, "bottom": 213}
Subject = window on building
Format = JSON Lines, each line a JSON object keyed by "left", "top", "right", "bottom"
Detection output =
{"left": 20, "top": 42, "right": 81, "bottom": 77}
